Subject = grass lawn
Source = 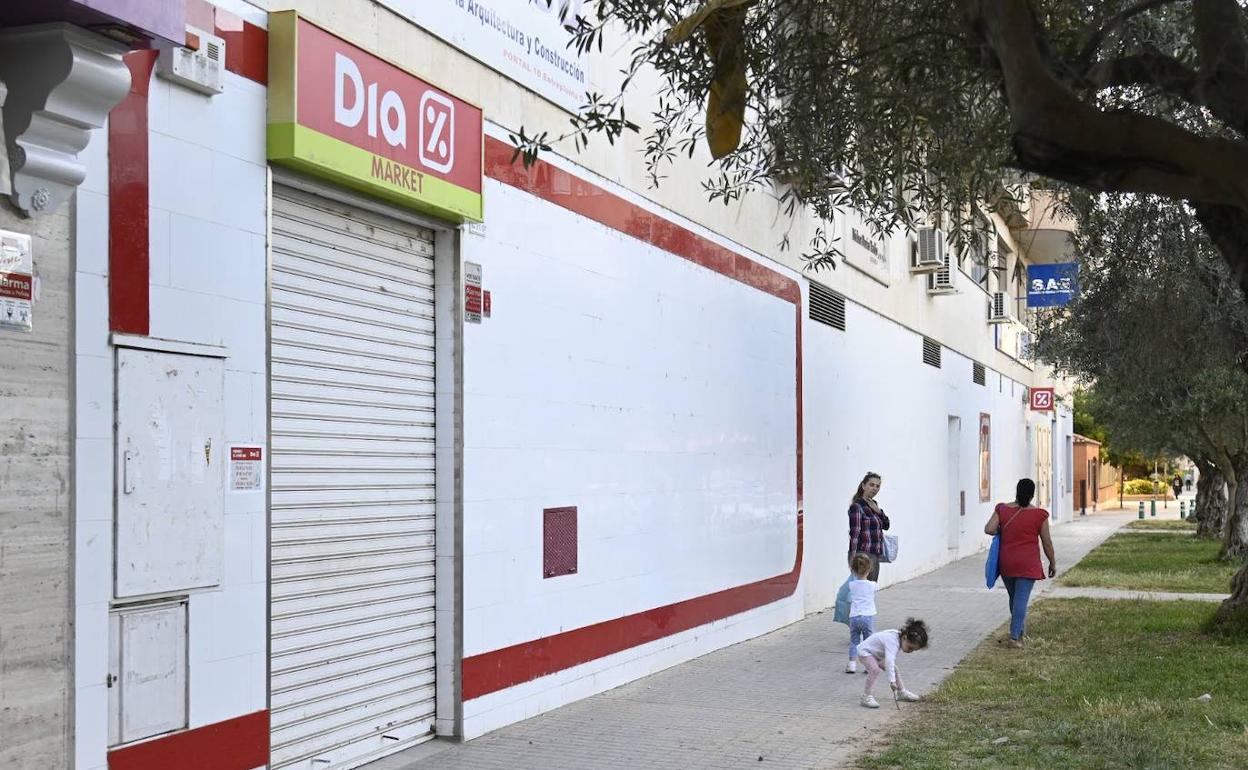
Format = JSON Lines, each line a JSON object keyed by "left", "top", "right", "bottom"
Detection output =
{"left": 1059, "top": 532, "right": 1235, "bottom": 594}
{"left": 1124, "top": 519, "right": 1198, "bottom": 531}
{"left": 861, "top": 599, "right": 1248, "bottom": 770}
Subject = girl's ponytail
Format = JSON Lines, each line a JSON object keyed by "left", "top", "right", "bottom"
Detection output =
{"left": 900, "top": 618, "right": 929, "bottom": 649}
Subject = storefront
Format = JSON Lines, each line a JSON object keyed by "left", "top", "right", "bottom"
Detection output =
{"left": 265, "top": 13, "right": 481, "bottom": 768}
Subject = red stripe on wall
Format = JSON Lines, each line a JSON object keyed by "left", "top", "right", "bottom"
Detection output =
{"left": 107, "top": 710, "right": 269, "bottom": 770}
{"left": 108, "top": 49, "right": 157, "bottom": 335}
{"left": 464, "top": 137, "right": 804, "bottom": 700}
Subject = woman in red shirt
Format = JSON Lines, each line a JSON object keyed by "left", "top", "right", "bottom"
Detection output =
{"left": 983, "top": 478, "right": 1057, "bottom": 648}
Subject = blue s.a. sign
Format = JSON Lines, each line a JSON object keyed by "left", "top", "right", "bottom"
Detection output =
{"left": 1027, "top": 263, "right": 1078, "bottom": 307}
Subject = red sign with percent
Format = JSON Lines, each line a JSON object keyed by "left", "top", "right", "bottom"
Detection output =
{"left": 267, "top": 12, "right": 483, "bottom": 222}
{"left": 1029, "top": 387, "right": 1055, "bottom": 411}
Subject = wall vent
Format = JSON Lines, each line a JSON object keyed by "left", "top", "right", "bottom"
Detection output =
{"left": 922, "top": 337, "right": 942, "bottom": 368}
{"left": 808, "top": 282, "right": 846, "bottom": 331}
{"left": 973, "top": 361, "right": 986, "bottom": 386}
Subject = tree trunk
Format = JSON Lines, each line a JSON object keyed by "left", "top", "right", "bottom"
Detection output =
{"left": 1212, "top": 559, "right": 1248, "bottom": 634}
{"left": 1224, "top": 457, "right": 1248, "bottom": 560}
{"left": 1194, "top": 464, "right": 1227, "bottom": 539}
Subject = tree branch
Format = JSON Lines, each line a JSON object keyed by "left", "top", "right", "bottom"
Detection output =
{"left": 1077, "top": 0, "right": 1189, "bottom": 68}
{"left": 964, "top": 0, "right": 1248, "bottom": 211}
{"left": 1192, "top": 0, "right": 1248, "bottom": 134}
{"left": 1193, "top": 202, "right": 1248, "bottom": 305}
{"left": 1085, "top": 50, "right": 1200, "bottom": 101}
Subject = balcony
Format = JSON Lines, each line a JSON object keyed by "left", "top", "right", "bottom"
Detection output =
{"left": 1013, "top": 189, "right": 1077, "bottom": 264}
{"left": 988, "top": 179, "right": 1031, "bottom": 229}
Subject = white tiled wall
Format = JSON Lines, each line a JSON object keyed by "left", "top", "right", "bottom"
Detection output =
{"left": 458, "top": 149, "right": 805, "bottom": 734}
{"left": 73, "top": 64, "right": 269, "bottom": 770}
{"left": 461, "top": 178, "right": 799, "bottom": 650}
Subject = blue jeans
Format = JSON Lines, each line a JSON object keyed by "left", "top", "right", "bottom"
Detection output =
{"left": 1003, "top": 576, "right": 1036, "bottom": 640}
{"left": 849, "top": 615, "right": 875, "bottom": 659}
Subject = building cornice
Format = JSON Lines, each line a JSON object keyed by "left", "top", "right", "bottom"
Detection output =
{"left": 0, "top": 23, "right": 130, "bottom": 216}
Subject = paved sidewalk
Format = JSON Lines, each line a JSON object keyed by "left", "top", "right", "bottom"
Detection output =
{"left": 1047, "top": 586, "right": 1230, "bottom": 602}
{"left": 372, "top": 512, "right": 1133, "bottom": 770}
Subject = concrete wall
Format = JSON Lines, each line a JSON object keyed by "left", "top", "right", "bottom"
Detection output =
{"left": 0, "top": 197, "right": 72, "bottom": 768}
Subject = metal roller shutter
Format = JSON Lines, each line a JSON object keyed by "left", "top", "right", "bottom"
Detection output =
{"left": 269, "top": 185, "right": 437, "bottom": 770}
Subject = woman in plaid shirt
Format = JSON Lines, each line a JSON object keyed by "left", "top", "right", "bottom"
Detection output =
{"left": 848, "top": 472, "right": 891, "bottom": 581}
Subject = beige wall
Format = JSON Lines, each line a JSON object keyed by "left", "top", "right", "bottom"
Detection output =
{"left": 259, "top": 0, "right": 1046, "bottom": 386}
{"left": 0, "top": 197, "right": 72, "bottom": 768}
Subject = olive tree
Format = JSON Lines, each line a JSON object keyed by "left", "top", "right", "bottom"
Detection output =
{"left": 532, "top": 0, "right": 1248, "bottom": 292}
{"left": 1030, "top": 191, "right": 1248, "bottom": 627}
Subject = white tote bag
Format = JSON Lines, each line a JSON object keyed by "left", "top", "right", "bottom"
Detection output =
{"left": 881, "top": 534, "right": 900, "bottom": 563}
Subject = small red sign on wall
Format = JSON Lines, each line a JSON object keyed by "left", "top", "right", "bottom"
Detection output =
{"left": 543, "top": 507, "right": 577, "bottom": 578}
{"left": 1030, "top": 387, "right": 1055, "bottom": 411}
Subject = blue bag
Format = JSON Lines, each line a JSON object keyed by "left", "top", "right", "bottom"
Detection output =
{"left": 834, "top": 575, "right": 852, "bottom": 624}
{"left": 985, "top": 503, "right": 1011, "bottom": 588}
{"left": 985, "top": 532, "right": 1001, "bottom": 588}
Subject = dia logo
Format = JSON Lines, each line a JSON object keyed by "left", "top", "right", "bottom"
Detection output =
{"left": 334, "top": 53, "right": 407, "bottom": 148}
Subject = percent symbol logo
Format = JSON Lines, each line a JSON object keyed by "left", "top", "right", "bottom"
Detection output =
{"left": 418, "top": 91, "right": 455, "bottom": 174}
{"left": 1030, "top": 388, "right": 1054, "bottom": 411}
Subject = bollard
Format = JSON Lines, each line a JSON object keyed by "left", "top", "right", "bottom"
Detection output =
{"left": 1138, "top": 501, "right": 1145, "bottom": 520}
{"left": 1150, "top": 499, "right": 1157, "bottom": 517}
{"left": 1180, "top": 500, "right": 1187, "bottom": 520}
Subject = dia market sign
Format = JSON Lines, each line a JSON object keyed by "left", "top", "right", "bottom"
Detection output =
{"left": 267, "top": 12, "right": 484, "bottom": 222}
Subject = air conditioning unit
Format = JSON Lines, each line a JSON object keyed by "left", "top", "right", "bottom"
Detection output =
{"left": 157, "top": 26, "right": 225, "bottom": 95}
{"left": 926, "top": 247, "right": 956, "bottom": 294}
{"left": 988, "top": 291, "right": 1010, "bottom": 323}
{"left": 911, "top": 227, "right": 946, "bottom": 273}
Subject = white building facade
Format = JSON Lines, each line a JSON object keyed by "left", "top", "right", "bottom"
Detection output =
{"left": 0, "top": 2, "right": 1074, "bottom": 769}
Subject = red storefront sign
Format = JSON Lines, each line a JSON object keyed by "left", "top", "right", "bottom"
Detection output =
{"left": 268, "top": 12, "right": 483, "bottom": 221}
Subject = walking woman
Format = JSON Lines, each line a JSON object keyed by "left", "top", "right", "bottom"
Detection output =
{"left": 848, "top": 472, "right": 890, "bottom": 581}
{"left": 983, "top": 478, "right": 1056, "bottom": 648}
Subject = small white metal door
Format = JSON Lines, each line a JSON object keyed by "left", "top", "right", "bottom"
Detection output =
{"left": 269, "top": 186, "right": 438, "bottom": 770}
{"left": 115, "top": 348, "right": 225, "bottom": 597}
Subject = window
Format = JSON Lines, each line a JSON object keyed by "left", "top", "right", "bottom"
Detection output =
{"left": 1013, "top": 258, "right": 1028, "bottom": 320}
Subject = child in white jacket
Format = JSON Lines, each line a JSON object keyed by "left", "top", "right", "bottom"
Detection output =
{"left": 845, "top": 553, "right": 877, "bottom": 673}
{"left": 856, "top": 618, "right": 929, "bottom": 708}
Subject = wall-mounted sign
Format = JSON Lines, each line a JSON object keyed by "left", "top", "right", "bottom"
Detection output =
{"left": 378, "top": 0, "right": 590, "bottom": 113}
{"left": 465, "top": 261, "right": 483, "bottom": 323}
{"left": 839, "top": 209, "right": 891, "bottom": 286}
{"left": 268, "top": 12, "right": 484, "bottom": 222}
{"left": 1026, "top": 263, "right": 1078, "bottom": 307}
{"left": 1030, "top": 387, "right": 1055, "bottom": 411}
{"left": 0, "top": 230, "right": 33, "bottom": 333}
{"left": 483, "top": 289, "right": 492, "bottom": 318}
{"left": 228, "top": 446, "right": 264, "bottom": 492}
